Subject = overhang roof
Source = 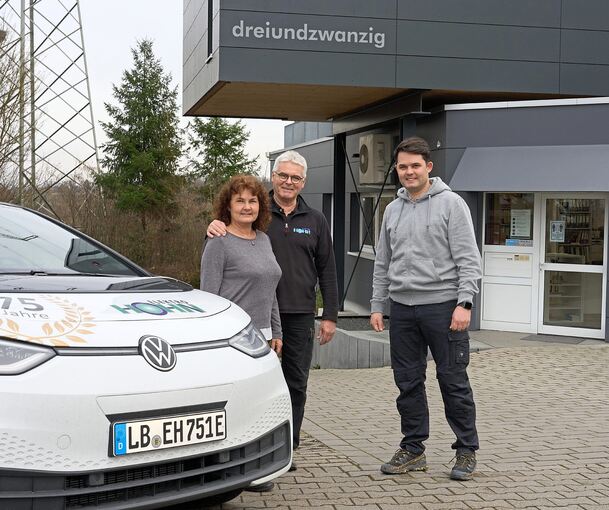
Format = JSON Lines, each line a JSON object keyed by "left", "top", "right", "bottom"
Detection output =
{"left": 185, "top": 83, "right": 569, "bottom": 122}
{"left": 450, "top": 145, "right": 609, "bottom": 192}
{"left": 184, "top": 82, "right": 405, "bottom": 121}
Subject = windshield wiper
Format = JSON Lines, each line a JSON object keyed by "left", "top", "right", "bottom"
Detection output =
{"left": 0, "top": 271, "right": 117, "bottom": 277}
{"left": 0, "top": 233, "right": 38, "bottom": 241}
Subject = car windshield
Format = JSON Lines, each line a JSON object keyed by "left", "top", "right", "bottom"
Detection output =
{"left": 0, "top": 204, "right": 138, "bottom": 276}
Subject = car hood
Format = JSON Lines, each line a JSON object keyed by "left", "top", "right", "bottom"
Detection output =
{"left": 0, "top": 288, "right": 246, "bottom": 348}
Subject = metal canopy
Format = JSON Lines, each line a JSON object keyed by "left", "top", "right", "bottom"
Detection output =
{"left": 450, "top": 145, "right": 609, "bottom": 192}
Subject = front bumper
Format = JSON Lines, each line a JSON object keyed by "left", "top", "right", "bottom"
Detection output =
{"left": 0, "top": 421, "right": 290, "bottom": 510}
{"left": 0, "top": 345, "right": 292, "bottom": 508}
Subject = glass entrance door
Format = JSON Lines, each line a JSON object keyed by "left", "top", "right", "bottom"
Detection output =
{"left": 539, "top": 195, "right": 607, "bottom": 338}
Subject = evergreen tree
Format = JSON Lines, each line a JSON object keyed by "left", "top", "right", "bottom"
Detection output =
{"left": 97, "top": 39, "right": 182, "bottom": 230}
{"left": 187, "top": 117, "right": 258, "bottom": 204}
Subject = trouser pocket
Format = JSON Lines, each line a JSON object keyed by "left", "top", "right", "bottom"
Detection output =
{"left": 448, "top": 330, "right": 470, "bottom": 366}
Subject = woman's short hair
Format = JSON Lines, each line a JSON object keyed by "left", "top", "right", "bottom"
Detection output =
{"left": 213, "top": 174, "right": 272, "bottom": 232}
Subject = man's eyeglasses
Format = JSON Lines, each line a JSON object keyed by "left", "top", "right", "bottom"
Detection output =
{"left": 274, "top": 172, "right": 304, "bottom": 184}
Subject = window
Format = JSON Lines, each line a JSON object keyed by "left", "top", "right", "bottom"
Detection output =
{"left": 352, "top": 193, "right": 394, "bottom": 251}
{"left": 484, "top": 193, "right": 534, "bottom": 247}
{"left": 0, "top": 205, "right": 138, "bottom": 276}
{"left": 207, "top": 0, "right": 214, "bottom": 58}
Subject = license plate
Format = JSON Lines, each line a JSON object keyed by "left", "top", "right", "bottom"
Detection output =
{"left": 112, "top": 410, "right": 226, "bottom": 456}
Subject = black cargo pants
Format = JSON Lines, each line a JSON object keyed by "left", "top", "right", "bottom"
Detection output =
{"left": 280, "top": 312, "right": 315, "bottom": 449}
{"left": 389, "top": 299, "right": 479, "bottom": 454}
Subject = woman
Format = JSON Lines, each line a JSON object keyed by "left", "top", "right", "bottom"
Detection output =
{"left": 200, "top": 175, "right": 282, "bottom": 355}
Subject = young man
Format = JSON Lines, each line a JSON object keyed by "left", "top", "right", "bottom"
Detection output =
{"left": 206, "top": 150, "right": 339, "bottom": 488}
{"left": 370, "top": 136, "right": 482, "bottom": 481}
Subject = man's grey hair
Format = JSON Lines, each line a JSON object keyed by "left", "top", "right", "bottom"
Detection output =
{"left": 272, "top": 150, "right": 308, "bottom": 177}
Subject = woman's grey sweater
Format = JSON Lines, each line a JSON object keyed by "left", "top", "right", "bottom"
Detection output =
{"left": 200, "top": 231, "right": 282, "bottom": 339}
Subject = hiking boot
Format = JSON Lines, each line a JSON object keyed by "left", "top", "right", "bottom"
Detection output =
{"left": 380, "top": 449, "right": 427, "bottom": 474}
{"left": 450, "top": 450, "right": 476, "bottom": 481}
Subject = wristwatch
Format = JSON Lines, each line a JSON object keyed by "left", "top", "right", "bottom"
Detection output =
{"left": 457, "top": 301, "right": 472, "bottom": 310}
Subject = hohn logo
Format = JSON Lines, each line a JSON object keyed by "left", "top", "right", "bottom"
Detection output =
{"left": 112, "top": 300, "right": 205, "bottom": 315}
{"left": 139, "top": 335, "right": 177, "bottom": 372}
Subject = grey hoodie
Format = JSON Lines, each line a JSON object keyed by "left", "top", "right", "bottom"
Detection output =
{"left": 371, "top": 177, "right": 482, "bottom": 312}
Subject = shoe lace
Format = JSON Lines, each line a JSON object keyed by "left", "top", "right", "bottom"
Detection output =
{"left": 391, "top": 448, "right": 413, "bottom": 462}
{"left": 453, "top": 452, "right": 475, "bottom": 470}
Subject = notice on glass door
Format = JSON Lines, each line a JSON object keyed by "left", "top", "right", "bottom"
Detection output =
{"left": 510, "top": 209, "right": 531, "bottom": 238}
{"left": 550, "top": 221, "right": 565, "bottom": 242}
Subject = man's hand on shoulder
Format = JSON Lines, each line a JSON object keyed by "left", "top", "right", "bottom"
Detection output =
{"left": 317, "top": 319, "right": 336, "bottom": 345}
{"left": 206, "top": 220, "right": 227, "bottom": 238}
{"left": 370, "top": 312, "right": 384, "bottom": 332}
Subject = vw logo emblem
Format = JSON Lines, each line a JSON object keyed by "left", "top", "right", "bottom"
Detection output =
{"left": 139, "top": 335, "right": 177, "bottom": 372}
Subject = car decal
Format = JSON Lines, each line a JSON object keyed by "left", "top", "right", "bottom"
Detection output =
{"left": 111, "top": 299, "right": 205, "bottom": 316}
{"left": 0, "top": 295, "right": 95, "bottom": 346}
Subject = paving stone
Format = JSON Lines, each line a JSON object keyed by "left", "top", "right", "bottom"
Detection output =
{"left": 180, "top": 344, "right": 609, "bottom": 510}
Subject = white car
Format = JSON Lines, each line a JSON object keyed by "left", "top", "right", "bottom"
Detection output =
{"left": 0, "top": 203, "right": 292, "bottom": 509}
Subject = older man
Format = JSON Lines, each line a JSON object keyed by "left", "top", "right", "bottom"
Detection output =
{"left": 207, "top": 150, "right": 339, "bottom": 478}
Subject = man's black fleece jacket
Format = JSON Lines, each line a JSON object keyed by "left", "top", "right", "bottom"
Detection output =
{"left": 267, "top": 191, "right": 339, "bottom": 322}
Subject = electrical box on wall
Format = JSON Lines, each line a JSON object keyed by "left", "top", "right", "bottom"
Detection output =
{"left": 359, "top": 134, "right": 392, "bottom": 184}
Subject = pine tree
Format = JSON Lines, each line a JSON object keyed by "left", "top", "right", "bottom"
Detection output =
{"left": 187, "top": 117, "right": 259, "bottom": 204}
{"left": 97, "top": 39, "right": 182, "bottom": 230}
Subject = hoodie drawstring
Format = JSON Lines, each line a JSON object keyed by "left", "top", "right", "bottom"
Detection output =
{"left": 394, "top": 200, "right": 405, "bottom": 233}
{"left": 426, "top": 193, "right": 432, "bottom": 230}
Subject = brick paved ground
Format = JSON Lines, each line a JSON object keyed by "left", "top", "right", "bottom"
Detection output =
{"left": 188, "top": 344, "right": 609, "bottom": 509}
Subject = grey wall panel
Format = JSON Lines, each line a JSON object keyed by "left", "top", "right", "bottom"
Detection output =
{"left": 292, "top": 122, "right": 305, "bottom": 146}
{"left": 397, "top": 56, "right": 559, "bottom": 93}
{"left": 184, "top": 0, "right": 208, "bottom": 65}
{"left": 302, "top": 165, "right": 334, "bottom": 194}
{"left": 220, "top": 48, "right": 396, "bottom": 88}
{"left": 183, "top": 52, "right": 219, "bottom": 114}
{"left": 444, "top": 104, "right": 609, "bottom": 148}
{"left": 443, "top": 148, "right": 467, "bottom": 185}
{"left": 344, "top": 255, "right": 376, "bottom": 313}
{"left": 561, "top": 64, "right": 609, "bottom": 95}
{"left": 397, "top": 21, "right": 559, "bottom": 62}
{"left": 285, "top": 122, "right": 332, "bottom": 146}
{"left": 562, "top": 30, "right": 609, "bottom": 65}
{"left": 221, "top": 0, "right": 397, "bottom": 19}
{"left": 412, "top": 113, "right": 445, "bottom": 155}
{"left": 301, "top": 193, "right": 323, "bottom": 212}
{"left": 220, "top": 11, "right": 396, "bottom": 54}
{"left": 562, "top": 0, "right": 609, "bottom": 30}
{"left": 300, "top": 141, "right": 334, "bottom": 171}
{"left": 284, "top": 123, "right": 294, "bottom": 147}
{"left": 319, "top": 123, "right": 333, "bottom": 138}
{"left": 398, "top": 0, "right": 561, "bottom": 28}
{"left": 304, "top": 122, "right": 319, "bottom": 142}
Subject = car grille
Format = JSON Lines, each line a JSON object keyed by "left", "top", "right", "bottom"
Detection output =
{"left": 0, "top": 421, "right": 290, "bottom": 510}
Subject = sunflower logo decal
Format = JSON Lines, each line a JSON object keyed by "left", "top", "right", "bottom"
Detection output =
{"left": 0, "top": 295, "right": 96, "bottom": 347}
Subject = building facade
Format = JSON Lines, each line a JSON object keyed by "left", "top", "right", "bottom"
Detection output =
{"left": 184, "top": 0, "right": 609, "bottom": 340}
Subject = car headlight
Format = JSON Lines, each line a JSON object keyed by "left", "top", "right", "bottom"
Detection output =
{"left": 228, "top": 323, "right": 271, "bottom": 358}
{"left": 0, "top": 338, "right": 55, "bottom": 375}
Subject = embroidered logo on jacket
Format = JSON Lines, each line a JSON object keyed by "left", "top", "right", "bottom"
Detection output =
{"left": 293, "top": 227, "right": 311, "bottom": 235}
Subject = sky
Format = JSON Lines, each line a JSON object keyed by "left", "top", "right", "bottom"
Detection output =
{"left": 79, "top": 0, "right": 288, "bottom": 177}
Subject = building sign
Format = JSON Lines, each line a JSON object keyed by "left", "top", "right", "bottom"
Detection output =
{"left": 232, "top": 20, "right": 386, "bottom": 49}
{"left": 222, "top": 12, "right": 394, "bottom": 54}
